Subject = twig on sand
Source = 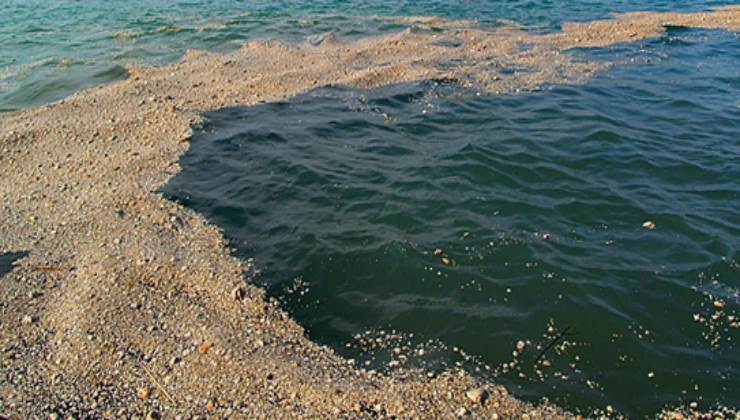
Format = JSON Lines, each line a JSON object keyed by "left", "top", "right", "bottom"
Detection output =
{"left": 141, "top": 364, "right": 177, "bottom": 406}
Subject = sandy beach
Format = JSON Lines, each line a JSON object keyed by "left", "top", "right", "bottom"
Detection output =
{"left": 1, "top": 7, "right": 739, "bottom": 418}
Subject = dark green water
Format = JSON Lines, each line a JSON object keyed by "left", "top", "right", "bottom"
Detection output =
{"left": 164, "top": 29, "right": 740, "bottom": 416}
{"left": 0, "top": 252, "right": 26, "bottom": 279}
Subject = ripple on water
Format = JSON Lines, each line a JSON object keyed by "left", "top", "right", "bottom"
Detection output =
{"left": 163, "top": 29, "right": 740, "bottom": 416}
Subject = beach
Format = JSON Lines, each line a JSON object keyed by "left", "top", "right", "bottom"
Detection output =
{"left": 1, "top": 7, "right": 739, "bottom": 418}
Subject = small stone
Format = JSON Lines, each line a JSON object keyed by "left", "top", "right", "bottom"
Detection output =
{"left": 206, "top": 400, "right": 215, "bottom": 410}
{"left": 465, "top": 387, "right": 489, "bottom": 404}
{"left": 441, "top": 257, "right": 451, "bottom": 265}
{"left": 145, "top": 412, "right": 159, "bottom": 420}
{"left": 21, "top": 315, "right": 36, "bottom": 325}
{"left": 516, "top": 340, "right": 526, "bottom": 352}
{"left": 456, "top": 407, "right": 469, "bottom": 417}
{"left": 137, "top": 387, "right": 151, "bottom": 400}
{"left": 232, "top": 286, "right": 246, "bottom": 300}
{"left": 433, "top": 248, "right": 443, "bottom": 256}
{"left": 713, "top": 300, "right": 725, "bottom": 309}
{"left": 689, "top": 402, "right": 698, "bottom": 409}
{"left": 198, "top": 342, "right": 213, "bottom": 354}
{"left": 642, "top": 220, "right": 656, "bottom": 230}
{"left": 606, "top": 405, "right": 613, "bottom": 413}
{"left": 647, "top": 371, "right": 655, "bottom": 378}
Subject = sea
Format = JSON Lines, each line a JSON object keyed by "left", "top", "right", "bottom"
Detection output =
{"left": 3, "top": 1, "right": 739, "bottom": 416}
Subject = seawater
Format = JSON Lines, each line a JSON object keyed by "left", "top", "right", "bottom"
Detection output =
{"left": 0, "top": 0, "right": 732, "bottom": 111}
{"left": 163, "top": 28, "right": 739, "bottom": 416}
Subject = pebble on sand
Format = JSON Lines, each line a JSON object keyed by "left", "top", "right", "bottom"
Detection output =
{"left": 466, "top": 387, "right": 489, "bottom": 405}
{"left": 198, "top": 342, "right": 213, "bottom": 354}
{"left": 137, "top": 387, "right": 151, "bottom": 400}
{"left": 232, "top": 285, "right": 246, "bottom": 300}
{"left": 642, "top": 220, "right": 656, "bottom": 230}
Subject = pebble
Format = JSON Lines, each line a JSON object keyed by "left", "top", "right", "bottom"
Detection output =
{"left": 137, "top": 387, "right": 151, "bottom": 400}
{"left": 168, "top": 356, "right": 180, "bottom": 368}
{"left": 232, "top": 285, "right": 246, "bottom": 300}
{"left": 642, "top": 220, "right": 656, "bottom": 230}
{"left": 456, "top": 407, "right": 469, "bottom": 417}
{"left": 465, "top": 387, "right": 488, "bottom": 404}
{"left": 516, "top": 340, "right": 526, "bottom": 352}
{"left": 198, "top": 342, "right": 213, "bottom": 354}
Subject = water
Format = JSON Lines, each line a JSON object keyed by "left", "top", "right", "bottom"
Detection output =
{"left": 0, "top": 251, "right": 27, "bottom": 279}
{"left": 0, "top": 0, "right": 732, "bottom": 111}
{"left": 163, "top": 28, "right": 739, "bottom": 416}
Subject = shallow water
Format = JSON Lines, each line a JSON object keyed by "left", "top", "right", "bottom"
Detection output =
{"left": 0, "top": 251, "right": 26, "bottom": 279}
{"left": 0, "top": 0, "right": 733, "bottom": 111}
{"left": 163, "top": 28, "right": 739, "bottom": 416}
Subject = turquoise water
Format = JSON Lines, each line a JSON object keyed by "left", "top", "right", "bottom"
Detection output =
{"left": 164, "top": 28, "right": 739, "bottom": 416}
{"left": 4, "top": 0, "right": 740, "bottom": 417}
{"left": 0, "top": 0, "right": 733, "bottom": 111}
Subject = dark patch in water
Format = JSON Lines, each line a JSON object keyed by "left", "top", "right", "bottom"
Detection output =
{"left": 163, "top": 29, "right": 740, "bottom": 416}
{"left": 0, "top": 251, "right": 27, "bottom": 279}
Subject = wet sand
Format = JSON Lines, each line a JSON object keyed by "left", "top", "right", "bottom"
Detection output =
{"left": 1, "top": 7, "right": 738, "bottom": 418}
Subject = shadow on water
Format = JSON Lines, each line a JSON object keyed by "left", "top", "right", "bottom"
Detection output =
{"left": 0, "top": 251, "right": 28, "bottom": 279}
{"left": 162, "top": 28, "right": 739, "bottom": 416}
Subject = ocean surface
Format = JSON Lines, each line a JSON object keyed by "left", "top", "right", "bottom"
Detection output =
{"left": 4, "top": 0, "right": 740, "bottom": 417}
{"left": 0, "top": 0, "right": 734, "bottom": 111}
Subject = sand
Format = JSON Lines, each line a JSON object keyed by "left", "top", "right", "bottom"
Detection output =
{"left": 1, "top": 6, "right": 738, "bottom": 418}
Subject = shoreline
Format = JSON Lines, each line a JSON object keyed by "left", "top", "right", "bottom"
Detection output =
{"left": 1, "top": 7, "right": 738, "bottom": 417}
